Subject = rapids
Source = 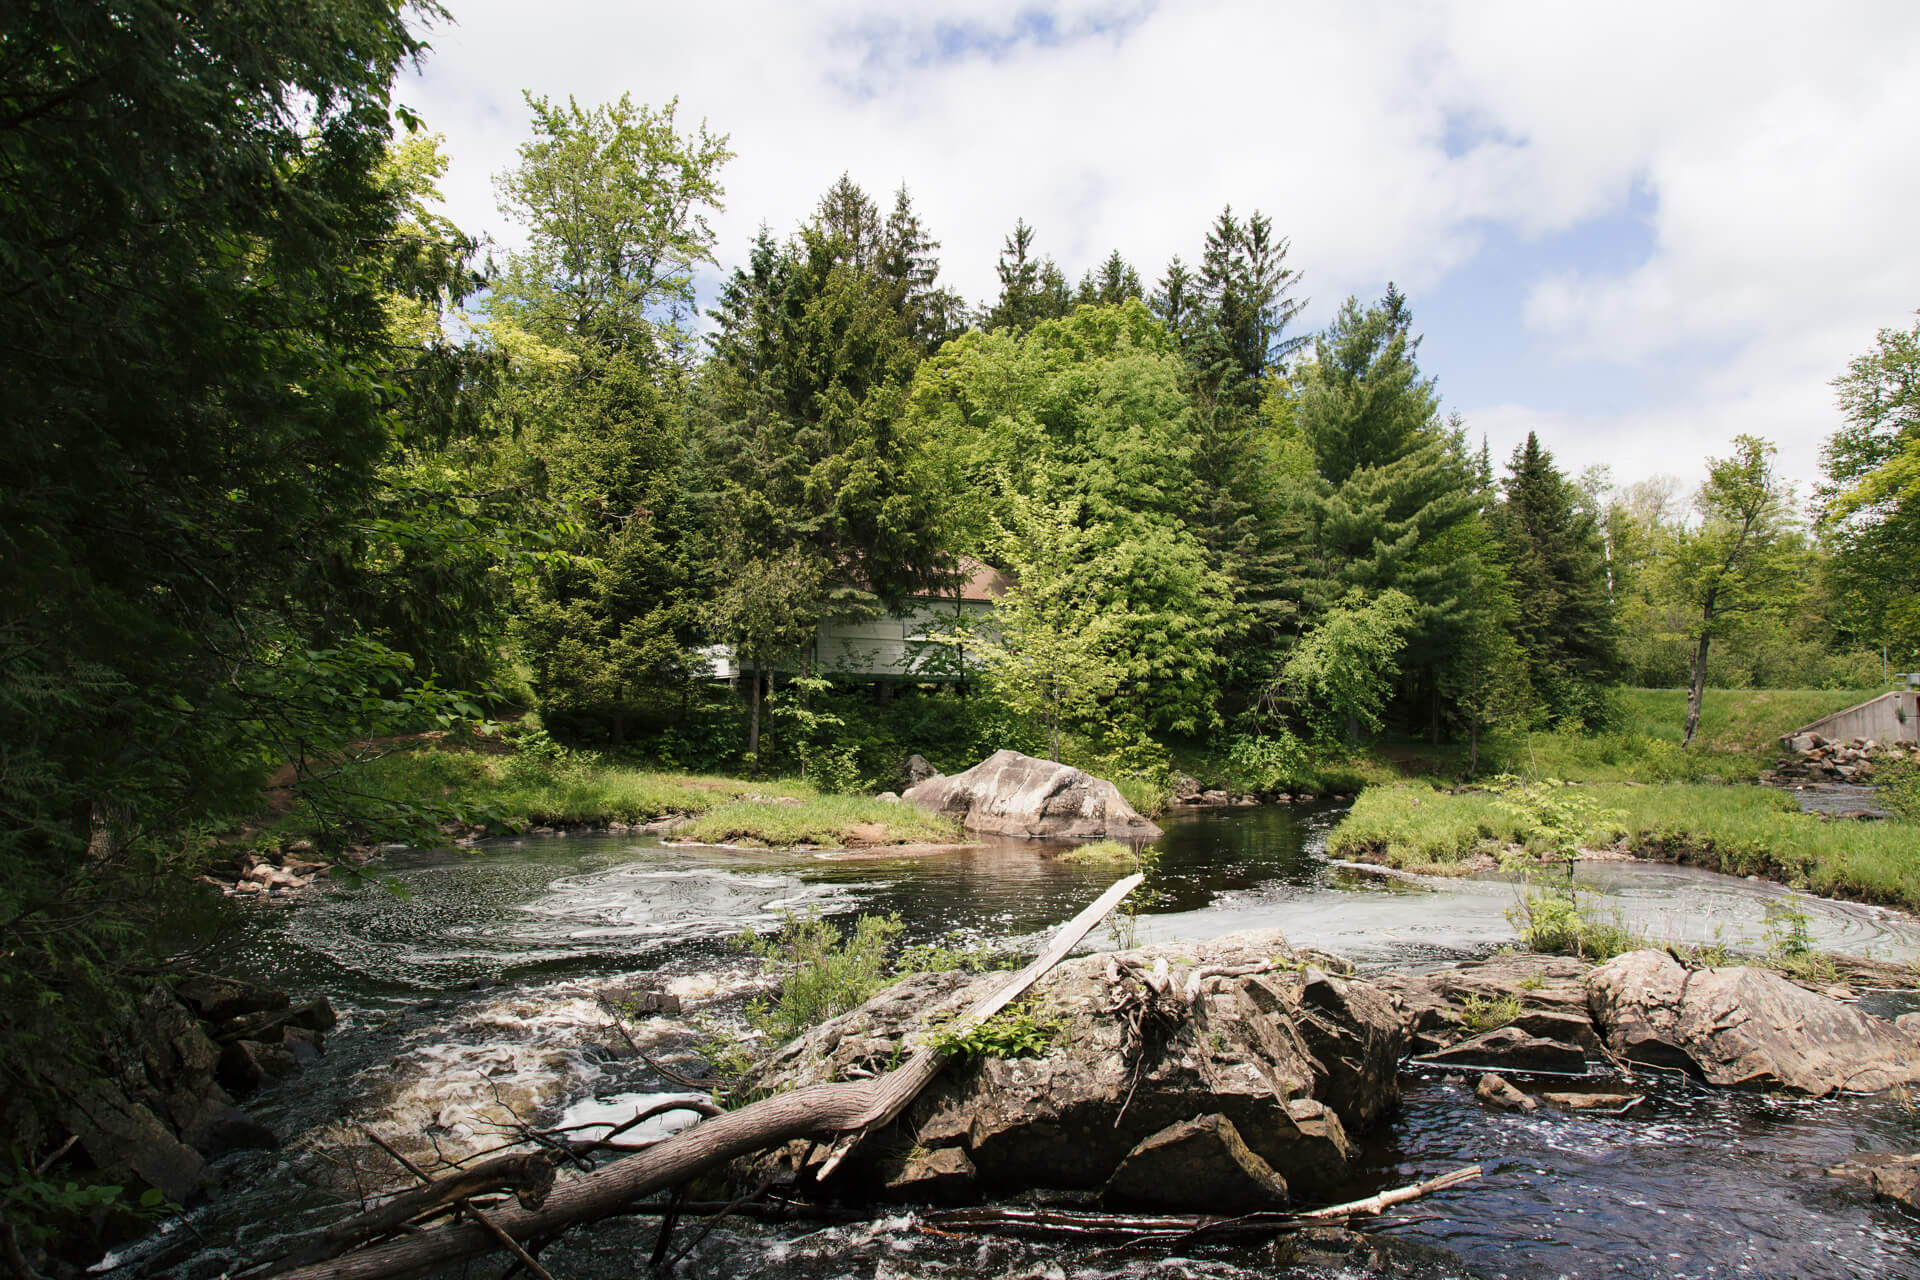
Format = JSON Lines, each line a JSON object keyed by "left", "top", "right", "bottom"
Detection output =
{"left": 120, "top": 805, "right": 1920, "bottom": 1280}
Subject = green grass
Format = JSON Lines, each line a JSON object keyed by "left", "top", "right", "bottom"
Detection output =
{"left": 1330, "top": 778, "right": 1920, "bottom": 911}
{"left": 282, "top": 744, "right": 956, "bottom": 848}
{"left": 1474, "top": 688, "right": 1878, "bottom": 784}
{"left": 1054, "top": 839, "right": 1138, "bottom": 865}
{"left": 1327, "top": 784, "right": 1532, "bottom": 872}
{"left": 676, "top": 794, "right": 958, "bottom": 847}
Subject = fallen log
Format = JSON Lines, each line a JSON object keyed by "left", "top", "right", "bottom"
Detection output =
{"left": 273, "top": 874, "right": 1143, "bottom": 1280}
{"left": 257, "top": 1153, "right": 556, "bottom": 1275}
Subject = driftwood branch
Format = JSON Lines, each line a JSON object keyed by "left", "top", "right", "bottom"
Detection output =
{"left": 272, "top": 875, "right": 1143, "bottom": 1280}
{"left": 920, "top": 1164, "right": 1485, "bottom": 1243}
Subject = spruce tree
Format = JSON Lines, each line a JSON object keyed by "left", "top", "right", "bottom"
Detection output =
{"left": 1490, "top": 432, "right": 1620, "bottom": 725}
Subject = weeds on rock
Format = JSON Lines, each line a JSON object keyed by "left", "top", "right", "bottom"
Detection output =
{"left": 1762, "top": 897, "right": 1837, "bottom": 983}
{"left": 736, "top": 909, "right": 905, "bottom": 1043}
{"left": 926, "top": 997, "right": 1063, "bottom": 1061}
{"left": 1459, "top": 993, "right": 1522, "bottom": 1033}
{"left": 1506, "top": 879, "right": 1640, "bottom": 962}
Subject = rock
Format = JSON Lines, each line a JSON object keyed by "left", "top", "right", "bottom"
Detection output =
{"left": 1374, "top": 954, "right": 1597, "bottom": 1053}
{"left": 903, "top": 754, "right": 943, "bottom": 787}
{"left": 876, "top": 1146, "right": 976, "bottom": 1203}
{"left": 1474, "top": 1073, "right": 1536, "bottom": 1111}
{"left": 902, "top": 749, "right": 1162, "bottom": 841}
{"left": 1171, "top": 773, "right": 1203, "bottom": 803}
{"left": 173, "top": 972, "right": 290, "bottom": 1024}
{"left": 1587, "top": 950, "right": 1920, "bottom": 1095}
{"left": 66, "top": 1081, "right": 206, "bottom": 1206}
{"left": 875, "top": 791, "right": 900, "bottom": 803}
{"left": 1826, "top": 1152, "right": 1920, "bottom": 1211}
{"left": 179, "top": 1097, "right": 278, "bottom": 1156}
{"left": 283, "top": 1025, "right": 325, "bottom": 1065}
{"left": 1896, "top": 1013, "right": 1920, "bottom": 1038}
{"left": 745, "top": 929, "right": 1400, "bottom": 1205}
{"left": 289, "top": 996, "right": 338, "bottom": 1032}
{"left": 216, "top": 1040, "right": 269, "bottom": 1094}
{"left": 1422, "top": 1026, "right": 1589, "bottom": 1074}
{"left": 1233, "top": 794, "right": 1259, "bottom": 806}
{"left": 1540, "top": 1091, "right": 1642, "bottom": 1111}
{"left": 1103, "top": 1113, "right": 1289, "bottom": 1212}
{"left": 1199, "top": 789, "right": 1231, "bottom": 806}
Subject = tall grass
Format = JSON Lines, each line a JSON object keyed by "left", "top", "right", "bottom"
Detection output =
{"left": 281, "top": 745, "right": 956, "bottom": 847}
{"left": 1330, "top": 778, "right": 1920, "bottom": 911}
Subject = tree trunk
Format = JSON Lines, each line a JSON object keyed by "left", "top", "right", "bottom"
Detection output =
{"left": 747, "top": 664, "right": 762, "bottom": 773}
{"left": 1684, "top": 634, "right": 1710, "bottom": 747}
{"left": 1468, "top": 722, "right": 1479, "bottom": 775}
{"left": 271, "top": 877, "right": 1143, "bottom": 1280}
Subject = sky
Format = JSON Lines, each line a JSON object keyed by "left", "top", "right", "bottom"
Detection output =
{"left": 402, "top": 0, "right": 1920, "bottom": 501}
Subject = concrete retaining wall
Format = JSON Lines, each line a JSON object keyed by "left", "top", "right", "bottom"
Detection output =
{"left": 1783, "top": 691, "right": 1920, "bottom": 749}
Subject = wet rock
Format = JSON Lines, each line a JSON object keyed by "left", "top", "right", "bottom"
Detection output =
{"left": 1171, "top": 773, "right": 1203, "bottom": 803}
{"left": 1826, "top": 1152, "right": 1920, "bottom": 1211}
{"left": 902, "top": 749, "right": 1162, "bottom": 840}
{"left": 1103, "top": 1113, "right": 1289, "bottom": 1212}
{"left": 746, "top": 929, "right": 1399, "bottom": 1205}
{"left": 289, "top": 996, "right": 338, "bottom": 1032}
{"left": 1373, "top": 953, "right": 1593, "bottom": 1053}
{"left": 283, "top": 1025, "right": 325, "bottom": 1065}
{"left": 66, "top": 1081, "right": 206, "bottom": 1205}
{"left": 876, "top": 1146, "right": 975, "bottom": 1203}
{"left": 172, "top": 972, "right": 290, "bottom": 1024}
{"left": 1474, "top": 1073, "right": 1536, "bottom": 1111}
{"left": 1423, "top": 1026, "right": 1588, "bottom": 1074}
{"left": 1587, "top": 949, "right": 1920, "bottom": 1095}
{"left": 179, "top": 1097, "right": 278, "bottom": 1156}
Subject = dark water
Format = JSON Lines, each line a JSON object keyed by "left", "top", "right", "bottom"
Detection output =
{"left": 125, "top": 807, "right": 1920, "bottom": 1280}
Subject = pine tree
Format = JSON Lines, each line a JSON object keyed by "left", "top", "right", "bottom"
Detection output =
{"left": 1490, "top": 432, "right": 1620, "bottom": 725}
{"left": 1287, "top": 287, "right": 1481, "bottom": 733}
{"left": 987, "top": 217, "right": 1074, "bottom": 333}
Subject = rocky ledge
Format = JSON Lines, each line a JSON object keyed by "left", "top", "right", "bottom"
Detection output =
{"left": 734, "top": 938, "right": 1920, "bottom": 1214}
{"left": 743, "top": 929, "right": 1399, "bottom": 1209}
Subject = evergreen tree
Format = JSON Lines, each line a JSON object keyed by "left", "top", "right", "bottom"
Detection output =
{"left": 987, "top": 217, "right": 1074, "bottom": 333}
{"left": 697, "top": 178, "right": 965, "bottom": 700}
{"left": 1075, "top": 249, "right": 1145, "bottom": 307}
{"left": 488, "top": 91, "right": 731, "bottom": 741}
{"left": 1491, "top": 432, "right": 1620, "bottom": 725}
{"left": 1285, "top": 286, "right": 1481, "bottom": 732}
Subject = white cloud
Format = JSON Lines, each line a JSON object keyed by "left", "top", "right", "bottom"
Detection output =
{"left": 402, "top": 0, "right": 1920, "bottom": 489}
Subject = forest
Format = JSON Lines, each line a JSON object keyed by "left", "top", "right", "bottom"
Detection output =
{"left": 6, "top": 0, "right": 1920, "bottom": 1235}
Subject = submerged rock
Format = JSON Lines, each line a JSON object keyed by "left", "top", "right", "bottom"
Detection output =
{"left": 745, "top": 930, "right": 1400, "bottom": 1206}
{"left": 1474, "top": 1073, "right": 1536, "bottom": 1111}
{"left": 1587, "top": 949, "right": 1920, "bottom": 1095}
{"left": 1826, "top": 1152, "right": 1920, "bottom": 1212}
{"left": 902, "top": 749, "right": 1162, "bottom": 840}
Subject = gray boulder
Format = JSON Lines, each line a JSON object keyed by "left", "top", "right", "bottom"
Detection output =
{"left": 745, "top": 929, "right": 1401, "bottom": 1205}
{"left": 1104, "top": 1113, "right": 1289, "bottom": 1211}
{"left": 1587, "top": 949, "right": 1920, "bottom": 1095}
{"left": 902, "top": 754, "right": 942, "bottom": 787}
{"left": 902, "top": 749, "right": 1162, "bottom": 840}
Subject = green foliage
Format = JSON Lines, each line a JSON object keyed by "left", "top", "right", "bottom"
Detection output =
{"left": 1225, "top": 730, "right": 1314, "bottom": 793}
{"left": 1670, "top": 436, "right": 1804, "bottom": 744}
{"left": 0, "top": 0, "right": 514, "bottom": 1128}
{"left": 737, "top": 910, "right": 905, "bottom": 1044}
{"left": 1271, "top": 589, "right": 1418, "bottom": 741}
{"left": 1878, "top": 758, "right": 1920, "bottom": 822}
{"left": 928, "top": 997, "right": 1063, "bottom": 1061}
{"left": 1490, "top": 777, "right": 1626, "bottom": 868}
{"left": 1506, "top": 881, "right": 1640, "bottom": 962}
{"left": 1760, "top": 896, "right": 1835, "bottom": 981}
{"left": 1328, "top": 785, "right": 1527, "bottom": 871}
{"left": 1458, "top": 993, "right": 1522, "bottom": 1033}
{"left": 0, "top": 1157, "right": 168, "bottom": 1248}
{"left": 1819, "top": 313, "right": 1920, "bottom": 667}
{"left": 895, "top": 935, "right": 1014, "bottom": 975}
{"left": 1490, "top": 433, "right": 1620, "bottom": 724}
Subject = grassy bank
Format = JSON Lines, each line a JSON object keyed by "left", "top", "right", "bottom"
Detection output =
{"left": 1330, "top": 780, "right": 1920, "bottom": 911}
{"left": 277, "top": 743, "right": 959, "bottom": 850}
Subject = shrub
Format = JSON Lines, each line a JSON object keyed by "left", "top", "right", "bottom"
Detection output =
{"left": 737, "top": 910, "right": 904, "bottom": 1043}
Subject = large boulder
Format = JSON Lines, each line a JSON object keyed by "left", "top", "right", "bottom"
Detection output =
{"left": 745, "top": 930, "right": 1402, "bottom": 1206}
{"left": 901, "top": 749, "right": 1162, "bottom": 841}
{"left": 1586, "top": 949, "right": 1920, "bottom": 1096}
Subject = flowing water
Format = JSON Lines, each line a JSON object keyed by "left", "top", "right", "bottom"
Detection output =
{"left": 125, "top": 806, "right": 1920, "bottom": 1280}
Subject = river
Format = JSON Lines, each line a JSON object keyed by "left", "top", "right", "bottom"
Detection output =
{"left": 122, "top": 805, "right": 1920, "bottom": 1280}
